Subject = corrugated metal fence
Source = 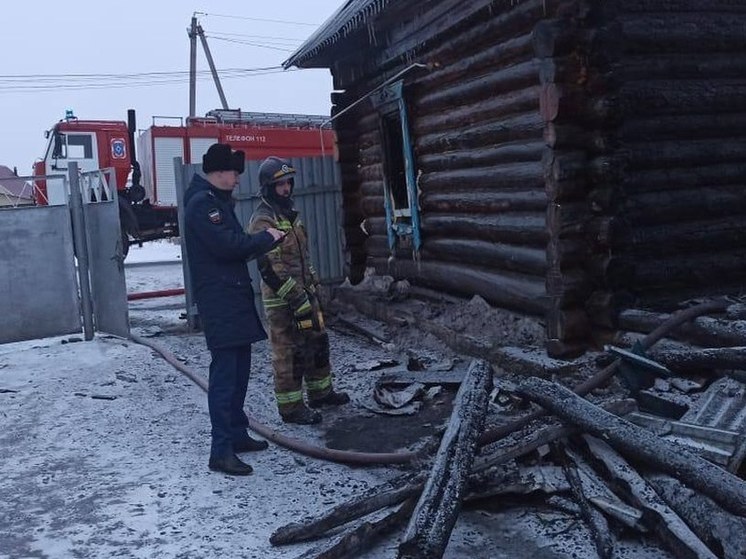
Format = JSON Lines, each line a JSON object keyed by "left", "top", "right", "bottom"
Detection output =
{"left": 235, "top": 156, "right": 345, "bottom": 283}
{"left": 175, "top": 155, "right": 344, "bottom": 329}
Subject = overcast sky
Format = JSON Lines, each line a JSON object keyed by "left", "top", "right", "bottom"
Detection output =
{"left": 0, "top": 0, "right": 344, "bottom": 173}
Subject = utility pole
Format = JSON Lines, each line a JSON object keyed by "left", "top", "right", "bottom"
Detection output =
{"left": 197, "top": 24, "right": 229, "bottom": 110}
{"left": 188, "top": 16, "right": 198, "bottom": 118}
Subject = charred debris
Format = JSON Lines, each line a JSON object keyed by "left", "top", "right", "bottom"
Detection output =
{"left": 267, "top": 288, "right": 746, "bottom": 559}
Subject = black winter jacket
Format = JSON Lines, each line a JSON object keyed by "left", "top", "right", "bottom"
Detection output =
{"left": 184, "top": 173, "right": 275, "bottom": 349}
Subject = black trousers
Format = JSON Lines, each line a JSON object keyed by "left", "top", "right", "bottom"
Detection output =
{"left": 208, "top": 346, "right": 252, "bottom": 458}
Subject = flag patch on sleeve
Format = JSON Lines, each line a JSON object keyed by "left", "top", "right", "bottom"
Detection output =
{"left": 208, "top": 208, "right": 222, "bottom": 224}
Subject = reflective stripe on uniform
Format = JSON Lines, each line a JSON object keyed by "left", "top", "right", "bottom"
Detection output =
{"left": 276, "top": 389, "right": 303, "bottom": 405}
{"left": 306, "top": 375, "right": 331, "bottom": 393}
{"left": 295, "top": 299, "right": 312, "bottom": 315}
{"left": 277, "top": 277, "right": 297, "bottom": 299}
{"left": 262, "top": 296, "right": 287, "bottom": 309}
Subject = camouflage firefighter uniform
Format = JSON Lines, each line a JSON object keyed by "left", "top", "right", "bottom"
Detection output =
{"left": 248, "top": 156, "right": 349, "bottom": 424}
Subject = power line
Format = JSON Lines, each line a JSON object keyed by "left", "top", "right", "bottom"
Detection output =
{"left": 206, "top": 36, "right": 297, "bottom": 52}
{"left": 0, "top": 69, "right": 298, "bottom": 93}
{"left": 206, "top": 31, "right": 305, "bottom": 42}
{"left": 194, "top": 11, "right": 319, "bottom": 27}
{"left": 0, "top": 66, "right": 282, "bottom": 81}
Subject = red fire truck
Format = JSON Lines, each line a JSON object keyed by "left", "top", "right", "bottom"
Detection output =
{"left": 33, "top": 109, "right": 336, "bottom": 254}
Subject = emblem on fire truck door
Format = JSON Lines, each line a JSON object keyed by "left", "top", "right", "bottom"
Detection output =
{"left": 111, "top": 138, "right": 127, "bottom": 160}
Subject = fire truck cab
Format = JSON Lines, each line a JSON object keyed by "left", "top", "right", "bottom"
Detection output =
{"left": 33, "top": 111, "right": 131, "bottom": 206}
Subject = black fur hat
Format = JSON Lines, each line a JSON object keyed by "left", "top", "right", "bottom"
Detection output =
{"left": 202, "top": 143, "right": 245, "bottom": 174}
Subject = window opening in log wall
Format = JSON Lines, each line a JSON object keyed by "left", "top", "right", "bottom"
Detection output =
{"left": 371, "top": 79, "right": 422, "bottom": 254}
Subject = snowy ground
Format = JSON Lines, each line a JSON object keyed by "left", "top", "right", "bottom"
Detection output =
{"left": 0, "top": 241, "right": 673, "bottom": 558}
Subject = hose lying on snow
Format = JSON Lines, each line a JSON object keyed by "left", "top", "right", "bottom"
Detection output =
{"left": 127, "top": 288, "right": 185, "bottom": 301}
{"left": 130, "top": 333, "right": 419, "bottom": 465}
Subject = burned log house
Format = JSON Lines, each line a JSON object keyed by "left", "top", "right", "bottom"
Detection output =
{"left": 284, "top": 0, "right": 746, "bottom": 357}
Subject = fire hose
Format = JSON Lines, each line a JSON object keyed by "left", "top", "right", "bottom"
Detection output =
{"left": 129, "top": 332, "right": 419, "bottom": 465}
{"left": 127, "top": 288, "right": 185, "bottom": 301}
{"left": 131, "top": 298, "right": 727, "bottom": 465}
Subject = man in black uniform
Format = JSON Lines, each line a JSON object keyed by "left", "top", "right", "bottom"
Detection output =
{"left": 184, "top": 143, "right": 284, "bottom": 476}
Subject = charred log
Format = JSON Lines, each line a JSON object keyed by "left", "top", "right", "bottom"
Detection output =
{"left": 416, "top": 34, "right": 534, "bottom": 91}
{"left": 421, "top": 189, "right": 547, "bottom": 214}
{"left": 397, "top": 359, "right": 492, "bottom": 559}
{"left": 615, "top": 185, "right": 746, "bottom": 225}
{"left": 584, "top": 437, "right": 718, "bottom": 559}
{"left": 618, "top": 307, "right": 746, "bottom": 347}
{"left": 624, "top": 139, "right": 746, "bottom": 170}
{"left": 623, "top": 163, "right": 746, "bottom": 193}
{"left": 618, "top": 53, "right": 746, "bottom": 81}
{"left": 414, "top": 58, "right": 540, "bottom": 107}
{"left": 475, "top": 399, "right": 637, "bottom": 473}
{"left": 414, "top": 91, "right": 541, "bottom": 146}
{"left": 272, "top": 473, "right": 425, "bottom": 546}
{"left": 619, "top": 113, "right": 746, "bottom": 142}
{"left": 419, "top": 213, "right": 548, "bottom": 246}
{"left": 370, "top": 257, "right": 548, "bottom": 316}
{"left": 467, "top": 465, "right": 570, "bottom": 500}
{"left": 417, "top": 161, "right": 544, "bottom": 192}
{"left": 625, "top": 250, "right": 746, "bottom": 289}
{"left": 295, "top": 498, "right": 417, "bottom": 559}
{"left": 618, "top": 14, "right": 746, "bottom": 55}
{"left": 566, "top": 448, "right": 646, "bottom": 531}
{"left": 421, "top": 239, "right": 547, "bottom": 276}
{"left": 517, "top": 377, "right": 746, "bottom": 517}
{"left": 618, "top": 80, "right": 746, "bottom": 117}
{"left": 646, "top": 473, "right": 746, "bottom": 559}
{"left": 649, "top": 346, "right": 746, "bottom": 374}
{"left": 610, "top": 218, "right": 746, "bottom": 254}
{"left": 555, "top": 443, "right": 614, "bottom": 559}
{"left": 415, "top": 112, "right": 544, "bottom": 154}
{"left": 417, "top": 141, "right": 545, "bottom": 172}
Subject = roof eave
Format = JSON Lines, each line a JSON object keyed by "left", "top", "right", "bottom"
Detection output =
{"left": 283, "top": 0, "right": 390, "bottom": 69}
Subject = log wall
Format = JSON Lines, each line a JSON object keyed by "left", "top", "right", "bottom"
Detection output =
{"left": 586, "top": 0, "right": 746, "bottom": 329}
{"left": 325, "top": 0, "right": 746, "bottom": 356}
{"left": 332, "top": 0, "right": 580, "bottom": 328}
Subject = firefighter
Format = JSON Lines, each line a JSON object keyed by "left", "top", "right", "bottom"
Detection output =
{"left": 184, "top": 143, "right": 285, "bottom": 476}
{"left": 248, "top": 156, "right": 350, "bottom": 424}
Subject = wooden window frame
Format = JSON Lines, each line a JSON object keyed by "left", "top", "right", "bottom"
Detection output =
{"left": 371, "top": 80, "right": 421, "bottom": 251}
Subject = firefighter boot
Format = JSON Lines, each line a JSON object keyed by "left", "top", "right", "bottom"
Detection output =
{"left": 309, "top": 390, "right": 351, "bottom": 409}
{"left": 281, "top": 405, "right": 322, "bottom": 425}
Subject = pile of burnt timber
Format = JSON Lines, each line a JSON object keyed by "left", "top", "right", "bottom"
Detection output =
{"left": 271, "top": 300, "right": 746, "bottom": 558}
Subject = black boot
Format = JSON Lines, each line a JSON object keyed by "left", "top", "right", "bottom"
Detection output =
{"left": 281, "top": 405, "right": 322, "bottom": 425}
{"left": 309, "top": 390, "right": 351, "bottom": 409}
{"left": 233, "top": 436, "right": 269, "bottom": 453}
{"left": 208, "top": 454, "right": 254, "bottom": 476}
